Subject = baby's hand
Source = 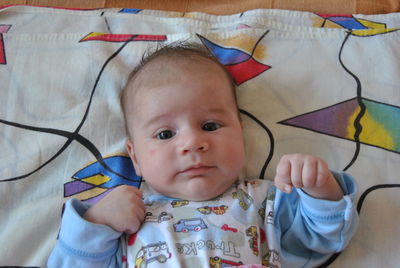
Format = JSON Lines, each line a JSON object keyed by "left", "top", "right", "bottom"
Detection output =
{"left": 84, "top": 185, "right": 145, "bottom": 234}
{"left": 274, "top": 154, "right": 343, "bottom": 201}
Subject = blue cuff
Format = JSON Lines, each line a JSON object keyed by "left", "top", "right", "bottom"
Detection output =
{"left": 57, "top": 198, "right": 122, "bottom": 260}
{"left": 296, "top": 172, "right": 357, "bottom": 223}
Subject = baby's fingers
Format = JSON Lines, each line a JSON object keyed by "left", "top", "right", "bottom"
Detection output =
{"left": 302, "top": 157, "right": 330, "bottom": 189}
{"left": 274, "top": 157, "right": 293, "bottom": 193}
{"left": 125, "top": 199, "right": 146, "bottom": 234}
{"left": 125, "top": 216, "right": 142, "bottom": 234}
{"left": 301, "top": 157, "right": 318, "bottom": 188}
{"left": 315, "top": 158, "right": 330, "bottom": 187}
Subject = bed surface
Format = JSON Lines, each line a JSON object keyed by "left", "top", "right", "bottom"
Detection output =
{"left": 1, "top": 1, "right": 399, "bottom": 268}
{"left": 1, "top": 0, "right": 400, "bottom": 14}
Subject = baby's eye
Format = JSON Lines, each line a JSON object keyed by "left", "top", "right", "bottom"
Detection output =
{"left": 156, "top": 130, "right": 176, "bottom": 140}
{"left": 202, "top": 122, "right": 221, "bottom": 132}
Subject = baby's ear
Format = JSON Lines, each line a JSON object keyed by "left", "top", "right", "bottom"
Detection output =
{"left": 126, "top": 139, "right": 142, "bottom": 176}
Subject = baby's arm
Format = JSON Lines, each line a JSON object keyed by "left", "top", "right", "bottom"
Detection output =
{"left": 274, "top": 154, "right": 343, "bottom": 201}
{"left": 84, "top": 185, "right": 145, "bottom": 234}
{"left": 48, "top": 185, "right": 145, "bottom": 267}
{"left": 272, "top": 154, "right": 359, "bottom": 266}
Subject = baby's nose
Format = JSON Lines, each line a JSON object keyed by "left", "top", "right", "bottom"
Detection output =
{"left": 180, "top": 133, "right": 209, "bottom": 154}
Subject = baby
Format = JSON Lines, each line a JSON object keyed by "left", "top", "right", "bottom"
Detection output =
{"left": 48, "top": 43, "right": 358, "bottom": 268}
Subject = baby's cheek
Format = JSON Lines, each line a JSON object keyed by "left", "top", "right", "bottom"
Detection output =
{"left": 147, "top": 148, "right": 159, "bottom": 156}
{"left": 222, "top": 152, "right": 244, "bottom": 177}
{"left": 229, "top": 142, "right": 245, "bottom": 165}
{"left": 146, "top": 148, "right": 170, "bottom": 169}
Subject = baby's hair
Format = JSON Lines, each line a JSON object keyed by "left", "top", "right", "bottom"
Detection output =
{"left": 121, "top": 41, "right": 239, "bottom": 138}
{"left": 131, "top": 42, "right": 211, "bottom": 79}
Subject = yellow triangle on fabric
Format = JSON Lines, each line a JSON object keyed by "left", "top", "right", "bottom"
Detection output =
{"left": 82, "top": 174, "right": 111, "bottom": 186}
{"left": 81, "top": 32, "right": 104, "bottom": 41}
{"left": 324, "top": 20, "right": 343, "bottom": 29}
{"left": 74, "top": 187, "right": 108, "bottom": 201}
{"left": 87, "top": 32, "right": 104, "bottom": 38}
{"left": 311, "top": 16, "right": 325, "bottom": 28}
{"left": 357, "top": 19, "right": 386, "bottom": 29}
{"left": 351, "top": 28, "right": 399, "bottom": 36}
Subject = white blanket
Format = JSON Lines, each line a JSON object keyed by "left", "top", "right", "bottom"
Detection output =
{"left": 1, "top": 5, "right": 399, "bottom": 267}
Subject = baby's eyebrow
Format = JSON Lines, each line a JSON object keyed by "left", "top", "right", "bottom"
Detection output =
{"left": 207, "top": 107, "right": 229, "bottom": 114}
{"left": 198, "top": 107, "right": 232, "bottom": 117}
{"left": 142, "top": 107, "right": 230, "bottom": 128}
{"left": 142, "top": 113, "right": 172, "bottom": 128}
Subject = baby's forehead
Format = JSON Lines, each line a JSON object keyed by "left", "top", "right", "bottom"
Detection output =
{"left": 127, "top": 53, "right": 229, "bottom": 97}
{"left": 122, "top": 50, "right": 237, "bottom": 123}
{"left": 136, "top": 53, "right": 220, "bottom": 82}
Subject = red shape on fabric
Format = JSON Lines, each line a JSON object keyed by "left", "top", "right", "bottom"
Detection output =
{"left": 0, "top": 34, "right": 6, "bottom": 64}
{"left": 224, "top": 58, "right": 271, "bottom": 85}
{"left": 80, "top": 33, "right": 167, "bottom": 43}
{"left": 260, "top": 227, "right": 267, "bottom": 243}
{"left": 0, "top": 25, "right": 11, "bottom": 65}
{"left": 128, "top": 233, "right": 137, "bottom": 246}
{"left": 316, "top": 13, "right": 353, "bottom": 18}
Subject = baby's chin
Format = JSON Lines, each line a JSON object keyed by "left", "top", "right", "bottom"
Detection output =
{"left": 167, "top": 182, "right": 235, "bottom": 201}
{"left": 169, "top": 192, "right": 222, "bottom": 202}
{"left": 147, "top": 175, "right": 239, "bottom": 201}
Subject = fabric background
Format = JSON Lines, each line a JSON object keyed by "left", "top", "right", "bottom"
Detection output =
{"left": 0, "top": 5, "right": 399, "bottom": 267}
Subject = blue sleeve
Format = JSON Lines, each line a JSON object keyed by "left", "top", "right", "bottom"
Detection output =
{"left": 273, "top": 172, "right": 359, "bottom": 267}
{"left": 47, "top": 199, "right": 123, "bottom": 268}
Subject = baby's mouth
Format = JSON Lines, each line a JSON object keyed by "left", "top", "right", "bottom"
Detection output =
{"left": 178, "top": 164, "right": 215, "bottom": 176}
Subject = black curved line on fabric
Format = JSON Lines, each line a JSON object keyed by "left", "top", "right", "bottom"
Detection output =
{"left": 321, "top": 18, "right": 327, "bottom": 28}
{"left": 0, "top": 119, "right": 74, "bottom": 182}
{"left": 323, "top": 184, "right": 400, "bottom": 267}
{"left": 250, "top": 30, "right": 269, "bottom": 58}
{"left": 319, "top": 31, "right": 366, "bottom": 268}
{"left": 0, "top": 35, "right": 140, "bottom": 182}
{"left": 318, "top": 252, "right": 340, "bottom": 268}
{"left": 0, "top": 119, "right": 141, "bottom": 183}
{"left": 239, "top": 109, "right": 274, "bottom": 179}
{"left": 76, "top": 35, "right": 138, "bottom": 132}
{"left": 319, "top": 184, "right": 400, "bottom": 268}
{"left": 357, "top": 183, "right": 400, "bottom": 213}
{"left": 338, "top": 31, "right": 366, "bottom": 172}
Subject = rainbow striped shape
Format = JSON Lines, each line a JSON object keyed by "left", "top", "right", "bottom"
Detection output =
{"left": 64, "top": 155, "right": 142, "bottom": 204}
{"left": 316, "top": 14, "right": 399, "bottom": 36}
{"left": 198, "top": 35, "right": 271, "bottom": 85}
{"left": 279, "top": 97, "right": 400, "bottom": 153}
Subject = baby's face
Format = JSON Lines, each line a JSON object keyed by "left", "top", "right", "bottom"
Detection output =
{"left": 125, "top": 55, "right": 245, "bottom": 201}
